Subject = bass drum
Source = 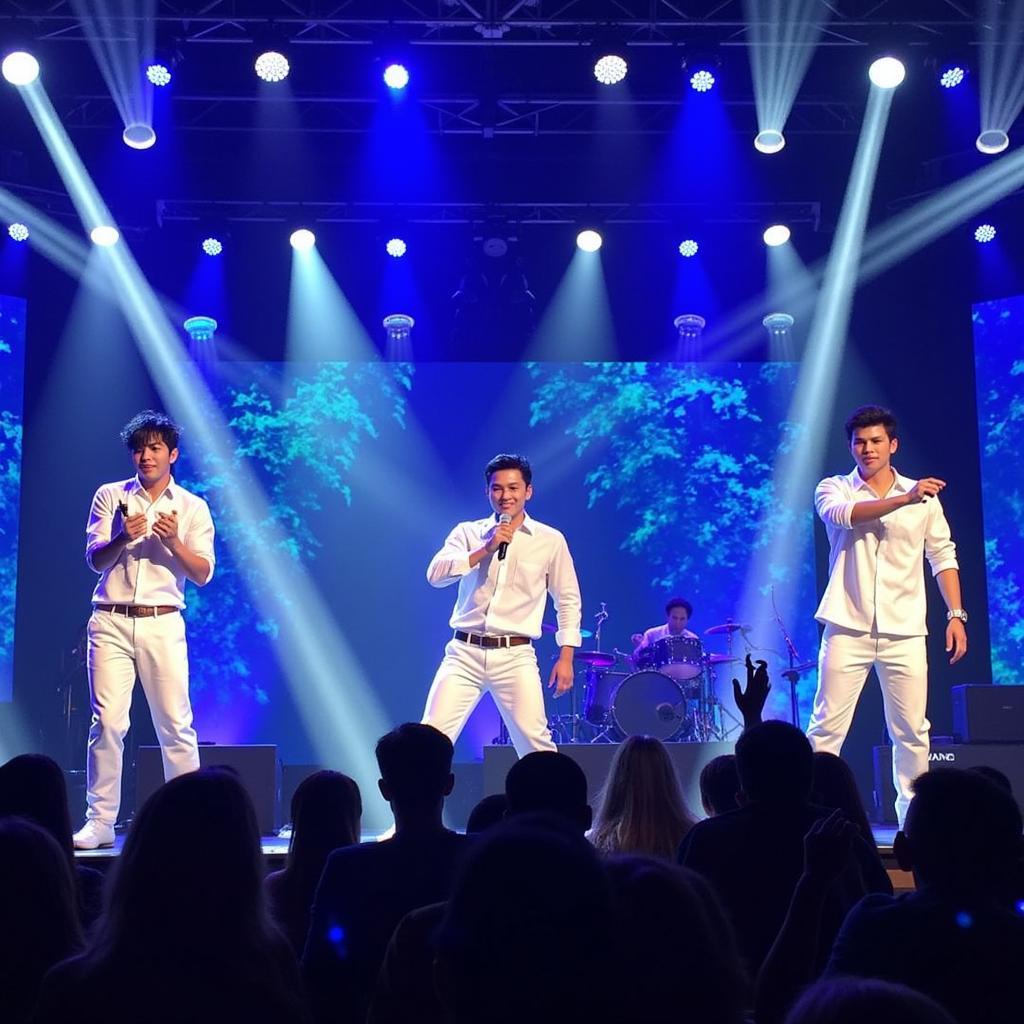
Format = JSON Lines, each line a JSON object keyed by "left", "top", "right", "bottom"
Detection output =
{"left": 610, "top": 670, "right": 691, "bottom": 741}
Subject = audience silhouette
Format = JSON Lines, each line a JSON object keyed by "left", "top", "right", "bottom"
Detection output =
{"left": 265, "top": 770, "right": 362, "bottom": 954}
{"left": 699, "top": 753, "right": 741, "bottom": 816}
{"left": 591, "top": 735, "right": 697, "bottom": 859}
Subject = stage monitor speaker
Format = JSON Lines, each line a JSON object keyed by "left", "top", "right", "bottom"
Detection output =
{"left": 872, "top": 741, "right": 1024, "bottom": 823}
{"left": 951, "top": 684, "right": 1024, "bottom": 743}
{"left": 136, "top": 744, "right": 280, "bottom": 834}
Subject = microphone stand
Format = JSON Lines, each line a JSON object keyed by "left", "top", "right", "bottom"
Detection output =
{"left": 771, "top": 586, "right": 803, "bottom": 729}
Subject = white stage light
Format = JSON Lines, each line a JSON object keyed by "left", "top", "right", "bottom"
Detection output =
{"left": 123, "top": 124, "right": 157, "bottom": 150}
{"left": 754, "top": 129, "right": 786, "bottom": 154}
{"left": 868, "top": 57, "right": 906, "bottom": 89}
{"left": 290, "top": 228, "right": 316, "bottom": 251}
{"left": 576, "top": 229, "right": 603, "bottom": 252}
{"left": 2, "top": 51, "right": 40, "bottom": 86}
{"left": 763, "top": 224, "right": 791, "bottom": 247}
{"left": 90, "top": 226, "right": 120, "bottom": 247}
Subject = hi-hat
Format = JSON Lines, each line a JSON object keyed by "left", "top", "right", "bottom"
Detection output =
{"left": 543, "top": 623, "right": 593, "bottom": 638}
{"left": 706, "top": 653, "right": 740, "bottom": 665}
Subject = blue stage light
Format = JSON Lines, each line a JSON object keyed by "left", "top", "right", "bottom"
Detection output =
{"left": 594, "top": 54, "right": 627, "bottom": 86}
{"left": 678, "top": 239, "right": 699, "bottom": 257}
{"left": 939, "top": 65, "right": 965, "bottom": 89}
{"left": 385, "top": 237, "right": 407, "bottom": 258}
{"left": 763, "top": 224, "right": 791, "bottom": 247}
{"left": 383, "top": 63, "right": 409, "bottom": 90}
{"left": 123, "top": 124, "right": 156, "bottom": 150}
{"left": 255, "top": 50, "right": 289, "bottom": 83}
{"left": 7, "top": 223, "right": 29, "bottom": 242}
{"left": 576, "top": 229, "right": 603, "bottom": 252}
{"left": 147, "top": 63, "right": 172, "bottom": 87}
{"left": 90, "top": 226, "right": 120, "bottom": 247}
{"left": 690, "top": 69, "right": 716, "bottom": 92}
{"left": 202, "top": 237, "right": 223, "bottom": 256}
{"left": 974, "top": 223, "right": 997, "bottom": 243}
{"left": 868, "top": 56, "right": 905, "bottom": 89}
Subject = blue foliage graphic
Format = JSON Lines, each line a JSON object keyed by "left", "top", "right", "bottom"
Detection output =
{"left": 973, "top": 297, "right": 1024, "bottom": 685}
{"left": 0, "top": 295, "right": 26, "bottom": 703}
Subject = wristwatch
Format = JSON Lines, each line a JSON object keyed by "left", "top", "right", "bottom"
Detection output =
{"left": 946, "top": 609, "right": 968, "bottom": 624}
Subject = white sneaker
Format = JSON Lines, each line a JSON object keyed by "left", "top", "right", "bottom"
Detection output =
{"left": 73, "top": 820, "right": 116, "bottom": 850}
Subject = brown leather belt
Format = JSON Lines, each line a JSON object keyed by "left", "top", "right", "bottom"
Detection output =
{"left": 454, "top": 630, "right": 531, "bottom": 649}
{"left": 95, "top": 604, "right": 180, "bottom": 618}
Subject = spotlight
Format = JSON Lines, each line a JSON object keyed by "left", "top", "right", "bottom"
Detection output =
{"left": 690, "top": 69, "right": 716, "bottom": 93}
{"left": 678, "top": 239, "right": 699, "bottom": 257}
{"left": 7, "top": 223, "right": 29, "bottom": 242}
{"left": 976, "top": 129, "right": 1010, "bottom": 155}
{"left": 123, "top": 124, "right": 157, "bottom": 150}
{"left": 202, "top": 237, "right": 223, "bottom": 256}
{"left": 762, "top": 312, "right": 795, "bottom": 334}
{"left": 146, "top": 63, "right": 172, "bottom": 87}
{"left": 576, "top": 229, "right": 603, "bottom": 252}
{"left": 290, "top": 228, "right": 316, "bottom": 251}
{"left": 183, "top": 315, "right": 218, "bottom": 342}
{"left": 974, "top": 223, "right": 997, "bottom": 243}
{"left": 385, "top": 237, "right": 407, "bottom": 258}
{"left": 90, "top": 226, "right": 120, "bottom": 247}
{"left": 2, "top": 50, "right": 40, "bottom": 86}
{"left": 593, "top": 53, "right": 628, "bottom": 86}
{"left": 763, "top": 224, "right": 791, "bottom": 247}
{"left": 383, "top": 63, "right": 409, "bottom": 90}
{"left": 255, "top": 50, "right": 290, "bottom": 83}
{"left": 868, "top": 56, "right": 905, "bottom": 89}
{"left": 939, "top": 65, "right": 965, "bottom": 89}
{"left": 754, "top": 129, "right": 786, "bottom": 154}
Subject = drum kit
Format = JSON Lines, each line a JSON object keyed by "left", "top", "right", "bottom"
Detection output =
{"left": 542, "top": 607, "right": 770, "bottom": 745}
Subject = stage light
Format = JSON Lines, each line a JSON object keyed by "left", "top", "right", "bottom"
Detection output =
{"left": 762, "top": 312, "right": 795, "bottom": 334}
{"left": 202, "top": 237, "right": 223, "bottom": 256}
{"left": 754, "top": 129, "right": 786, "bottom": 154}
{"left": 678, "top": 239, "right": 699, "bottom": 257}
{"left": 2, "top": 50, "right": 40, "bottom": 86}
{"left": 7, "top": 222, "right": 29, "bottom": 242}
{"left": 763, "top": 224, "right": 791, "bottom": 247}
{"left": 383, "top": 63, "right": 409, "bottom": 90}
{"left": 868, "top": 57, "right": 905, "bottom": 89}
{"left": 290, "top": 228, "right": 316, "bottom": 251}
{"left": 122, "top": 124, "right": 156, "bottom": 150}
{"left": 385, "top": 237, "right": 407, "bottom": 258}
{"left": 939, "top": 65, "right": 965, "bottom": 89}
{"left": 90, "top": 225, "right": 120, "bottom": 247}
{"left": 146, "top": 63, "right": 171, "bottom": 87}
{"left": 690, "top": 69, "right": 716, "bottom": 92}
{"left": 255, "top": 50, "right": 289, "bottom": 83}
{"left": 183, "top": 315, "right": 218, "bottom": 341}
{"left": 594, "top": 53, "right": 627, "bottom": 86}
{"left": 576, "top": 229, "right": 603, "bottom": 252}
{"left": 974, "top": 223, "right": 997, "bottom": 243}
{"left": 976, "top": 129, "right": 1010, "bottom": 155}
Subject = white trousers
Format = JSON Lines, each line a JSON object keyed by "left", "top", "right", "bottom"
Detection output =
{"left": 806, "top": 624, "right": 929, "bottom": 825}
{"left": 85, "top": 609, "right": 200, "bottom": 824}
{"left": 422, "top": 638, "right": 556, "bottom": 756}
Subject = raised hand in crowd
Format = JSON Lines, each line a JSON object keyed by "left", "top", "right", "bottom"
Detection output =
{"left": 732, "top": 653, "right": 771, "bottom": 728}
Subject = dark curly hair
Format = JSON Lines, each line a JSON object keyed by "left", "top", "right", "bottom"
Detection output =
{"left": 120, "top": 410, "right": 181, "bottom": 453}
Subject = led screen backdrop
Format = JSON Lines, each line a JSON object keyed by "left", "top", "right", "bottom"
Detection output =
{"left": 173, "top": 360, "right": 820, "bottom": 763}
{"left": 973, "top": 296, "right": 1024, "bottom": 686}
{"left": 0, "top": 295, "right": 26, "bottom": 703}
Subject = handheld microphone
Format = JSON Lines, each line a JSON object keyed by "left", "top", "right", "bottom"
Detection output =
{"left": 497, "top": 512, "right": 512, "bottom": 561}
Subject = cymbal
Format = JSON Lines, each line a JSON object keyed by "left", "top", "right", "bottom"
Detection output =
{"left": 706, "top": 653, "right": 740, "bottom": 665}
{"left": 542, "top": 623, "right": 593, "bottom": 638}
{"left": 704, "top": 622, "right": 750, "bottom": 636}
{"left": 574, "top": 650, "right": 616, "bottom": 668}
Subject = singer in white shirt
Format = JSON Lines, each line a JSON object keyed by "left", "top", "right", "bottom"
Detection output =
{"left": 421, "top": 453, "right": 583, "bottom": 755}
{"left": 806, "top": 405, "right": 967, "bottom": 825}
{"left": 72, "top": 411, "right": 215, "bottom": 850}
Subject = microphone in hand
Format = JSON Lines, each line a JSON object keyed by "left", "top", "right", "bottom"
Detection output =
{"left": 497, "top": 512, "right": 512, "bottom": 561}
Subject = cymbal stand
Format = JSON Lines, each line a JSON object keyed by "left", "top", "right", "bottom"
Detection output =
{"left": 771, "top": 586, "right": 804, "bottom": 729}
{"left": 549, "top": 603, "right": 609, "bottom": 743}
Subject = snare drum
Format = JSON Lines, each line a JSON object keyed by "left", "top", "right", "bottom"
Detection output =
{"left": 610, "top": 671, "right": 691, "bottom": 741}
{"left": 649, "top": 635, "right": 704, "bottom": 681}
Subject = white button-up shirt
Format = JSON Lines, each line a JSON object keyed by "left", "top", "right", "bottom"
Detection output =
{"left": 814, "top": 467, "right": 958, "bottom": 637}
{"left": 427, "top": 511, "right": 583, "bottom": 648}
{"left": 638, "top": 624, "right": 699, "bottom": 648}
{"left": 87, "top": 476, "right": 216, "bottom": 608}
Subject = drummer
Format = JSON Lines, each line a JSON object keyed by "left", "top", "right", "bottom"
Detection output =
{"left": 631, "top": 597, "right": 699, "bottom": 656}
